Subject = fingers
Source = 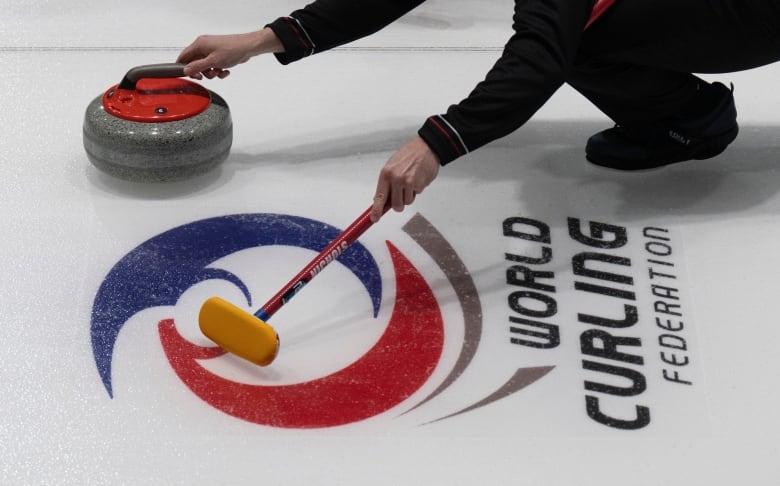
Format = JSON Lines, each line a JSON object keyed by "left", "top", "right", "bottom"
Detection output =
{"left": 403, "top": 187, "right": 417, "bottom": 205}
{"left": 370, "top": 181, "right": 389, "bottom": 223}
{"left": 183, "top": 64, "right": 230, "bottom": 80}
{"left": 176, "top": 41, "right": 199, "bottom": 65}
{"left": 180, "top": 55, "right": 211, "bottom": 79}
{"left": 371, "top": 137, "right": 440, "bottom": 223}
{"left": 178, "top": 30, "right": 282, "bottom": 80}
{"left": 390, "top": 178, "right": 405, "bottom": 213}
{"left": 370, "top": 168, "right": 406, "bottom": 224}
{"left": 177, "top": 35, "right": 238, "bottom": 80}
{"left": 371, "top": 183, "right": 416, "bottom": 223}
{"left": 393, "top": 187, "right": 417, "bottom": 211}
{"left": 181, "top": 55, "right": 231, "bottom": 79}
{"left": 199, "top": 67, "right": 231, "bottom": 79}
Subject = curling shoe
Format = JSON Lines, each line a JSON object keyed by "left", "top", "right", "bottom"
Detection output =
{"left": 585, "top": 82, "right": 738, "bottom": 170}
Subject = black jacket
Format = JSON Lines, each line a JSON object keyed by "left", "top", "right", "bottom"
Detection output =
{"left": 268, "top": 0, "right": 599, "bottom": 164}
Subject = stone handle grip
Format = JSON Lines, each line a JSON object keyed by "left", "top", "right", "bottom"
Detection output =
{"left": 118, "top": 63, "right": 187, "bottom": 90}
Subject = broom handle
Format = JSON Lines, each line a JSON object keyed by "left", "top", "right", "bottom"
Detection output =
{"left": 254, "top": 204, "right": 388, "bottom": 321}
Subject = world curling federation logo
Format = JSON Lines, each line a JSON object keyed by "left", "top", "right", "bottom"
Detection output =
{"left": 90, "top": 213, "right": 552, "bottom": 429}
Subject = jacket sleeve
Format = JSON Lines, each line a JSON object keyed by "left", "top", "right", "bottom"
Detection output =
{"left": 418, "top": 0, "right": 597, "bottom": 164}
{"left": 268, "top": 0, "right": 597, "bottom": 165}
{"left": 267, "top": 0, "right": 425, "bottom": 64}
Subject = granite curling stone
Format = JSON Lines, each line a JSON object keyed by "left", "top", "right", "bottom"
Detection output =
{"left": 83, "top": 63, "right": 232, "bottom": 182}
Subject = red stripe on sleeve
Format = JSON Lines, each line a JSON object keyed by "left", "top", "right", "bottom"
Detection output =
{"left": 428, "top": 117, "right": 465, "bottom": 156}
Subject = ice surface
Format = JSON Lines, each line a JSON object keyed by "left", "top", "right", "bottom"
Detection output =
{"left": 2, "top": 1, "right": 780, "bottom": 485}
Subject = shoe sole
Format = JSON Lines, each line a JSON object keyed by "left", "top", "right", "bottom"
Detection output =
{"left": 586, "top": 124, "right": 739, "bottom": 170}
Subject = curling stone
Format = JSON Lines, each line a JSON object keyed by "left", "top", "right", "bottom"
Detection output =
{"left": 83, "top": 63, "right": 232, "bottom": 182}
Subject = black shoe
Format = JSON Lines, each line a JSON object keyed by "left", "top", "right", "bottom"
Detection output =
{"left": 585, "top": 82, "right": 739, "bottom": 170}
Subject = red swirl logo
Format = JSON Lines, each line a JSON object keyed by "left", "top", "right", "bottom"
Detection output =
{"left": 160, "top": 241, "right": 442, "bottom": 428}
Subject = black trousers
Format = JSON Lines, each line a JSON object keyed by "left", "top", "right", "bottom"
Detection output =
{"left": 570, "top": 0, "right": 780, "bottom": 125}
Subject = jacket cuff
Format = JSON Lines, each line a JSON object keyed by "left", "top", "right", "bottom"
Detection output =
{"left": 418, "top": 115, "right": 470, "bottom": 165}
{"left": 266, "top": 17, "right": 316, "bottom": 65}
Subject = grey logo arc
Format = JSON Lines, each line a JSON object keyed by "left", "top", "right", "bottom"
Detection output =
{"left": 402, "top": 214, "right": 554, "bottom": 423}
